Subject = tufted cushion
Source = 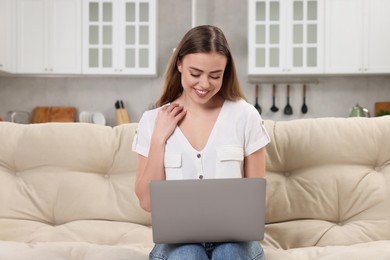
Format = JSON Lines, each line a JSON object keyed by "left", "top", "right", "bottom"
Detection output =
{"left": 0, "top": 122, "right": 151, "bottom": 245}
{"left": 262, "top": 117, "right": 390, "bottom": 249}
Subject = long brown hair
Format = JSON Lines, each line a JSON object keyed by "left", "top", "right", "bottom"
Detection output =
{"left": 156, "top": 25, "right": 246, "bottom": 107}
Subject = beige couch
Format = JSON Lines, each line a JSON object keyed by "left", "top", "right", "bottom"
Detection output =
{"left": 0, "top": 116, "right": 389, "bottom": 259}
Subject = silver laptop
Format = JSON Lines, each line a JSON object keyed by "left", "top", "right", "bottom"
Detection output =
{"left": 150, "top": 178, "right": 266, "bottom": 244}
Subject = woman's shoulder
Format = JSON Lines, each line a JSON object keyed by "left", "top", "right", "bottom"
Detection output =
{"left": 225, "top": 98, "right": 258, "bottom": 113}
{"left": 139, "top": 105, "right": 163, "bottom": 125}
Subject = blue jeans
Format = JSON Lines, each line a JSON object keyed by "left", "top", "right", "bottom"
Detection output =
{"left": 149, "top": 241, "right": 265, "bottom": 260}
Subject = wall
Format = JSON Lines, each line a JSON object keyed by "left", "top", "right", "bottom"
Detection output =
{"left": 0, "top": 0, "right": 389, "bottom": 126}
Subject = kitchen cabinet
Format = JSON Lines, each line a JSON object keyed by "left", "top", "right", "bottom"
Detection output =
{"left": 325, "top": 0, "right": 390, "bottom": 74}
{"left": 0, "top": 0, "right": 16, "bottom": 73}
{"left": 83, "top": 0, "right": 157, "bottom": 75}
{"left": 248, "top": 0, "right": 324, "bottom": 75}
{"left": 16, "top": 0, "right": 81, "bottom": 74}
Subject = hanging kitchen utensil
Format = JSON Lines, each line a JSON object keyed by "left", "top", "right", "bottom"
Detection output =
{"left": 270, "top": 84, "right": 279, "bottom": 112}
{"left": 254, "top": 84, "right": 262, "bottom": 114}
{"left": 301, "top": 84, "right": 308, "bottom": 114}
{"left": 283, "top": 85, "right": 293, "bottom": 115}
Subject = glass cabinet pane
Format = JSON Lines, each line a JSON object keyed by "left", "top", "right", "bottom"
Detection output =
{"left": 269, "top": 2, "right": 279, "bottom": 21}
{"left": 103, "top": 48, "right": 112, "bottom": 67}
{"left": 140, "top": 3, "right": 149, "bottom": 22}
{"left": 293, "top": 47, "right": 303, "bottom": 67}
{"left": 307, "top": 24, "right": 317, "bottom": 43}
{"left": 103, "top": 25, "right": 112, "bottom": 45}
{"left": 89, "top": 3, "right": 99, "bottom": 22}
{"left": 307, "top": 47, "right": 316, "bottom": 67}
{"left": 307, "top": 1, "right": 317, "bottom": 20}
{"left": 256, "top": 48, "right": 266, "bottom": 67}
{"left": 89, "top": 26, "right": 99, "bottom": 44}
{"left": 269, "top": 25, "right": 279, "bottom": 44}
{"left": 139, "top": 26, "right": 149, "bottom": 44}
{"left": 256, "top": 25, "right": 265, "bottom": 44}
{"left": 126, "top": 48, "right": 135, "bottom": 68}
{"left": 139, "top": 49, "right": 149, "bottom": 67}
{"left": 126, "top": 25, "right": 135, "bottom": 45}
{"left": 256, "top": 2, "right": 266, "bottom": 21}
{"left": 126, "top": 3, "right": 135, "bottom": 22}
{"left": 269, "top": 48, "right": 279, "bottom": 67}
{"left": 293, "top": 24, "right": 303, "bottom": 44}
{"left": 103, "top": 3, "right": 112, "bottom": 22}
{"left": 89, "top": 49, "right": 98, "bottom": 67}
{"left": 293, "top": 1, "right": 303, "bottom": 21}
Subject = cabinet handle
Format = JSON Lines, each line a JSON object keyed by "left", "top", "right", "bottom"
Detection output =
{"left": 0, "top": 64, "right": 3, "bottom": 67}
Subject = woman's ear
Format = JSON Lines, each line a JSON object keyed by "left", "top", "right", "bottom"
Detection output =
{"left": 177, "top": 61, "right": 182, "bottom": 73}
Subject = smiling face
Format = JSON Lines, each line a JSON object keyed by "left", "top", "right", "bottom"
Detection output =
{"left": 177, "top": 52, "right": 227, "bottom": 107}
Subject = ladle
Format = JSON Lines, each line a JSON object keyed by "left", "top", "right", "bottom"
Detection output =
{"left": 283, "top": 85, "right": 293, "bottom": 115}
{"left": 270, "top": 84, "right": 279, "bottom": 112}
{"left": 301, "top": 84, "right": 308, "bottom": 114}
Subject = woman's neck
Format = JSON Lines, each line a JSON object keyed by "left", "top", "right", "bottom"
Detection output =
{"left": 177, "top": 94, "right": 224, "bottom": 115}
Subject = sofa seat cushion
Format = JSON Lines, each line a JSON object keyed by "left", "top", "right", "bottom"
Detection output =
{"left": 0, "top": 239, "right": 389, "bottom": 260}
{"left": 0, "top": 241, "right": 152, "bottom": 260}
{"left": 0, "top": 219, "right": 153, "bottom": 246}
{"left": 263, "top": 240, "right": 390, "bottom": 260}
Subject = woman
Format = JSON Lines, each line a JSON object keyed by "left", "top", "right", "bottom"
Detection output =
{"left": 132, "top": 25, "right": 269, "bottom": 260}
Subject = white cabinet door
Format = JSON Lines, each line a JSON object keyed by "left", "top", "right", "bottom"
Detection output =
{"left": 0, "top": 0, "right": 16, "bottom": 73}
{"left": 83, "top": 0, "right": 157, "bottom": 75}
{"left": 286, "top": 0, "right": 324, "bottom": 74}
{"left": 248, "top": 0, "right": 323, "bottom": 75}
{"left": 325, "top": 0, "right": 390, "bottom": 74}
{"left": 248, "top": 0, "right": 285, "bottom": 74}
{"left": 50, "top": 0, "right": 82, "bottom": 73}
{"left": 364, "top": 0, "right": 390, "bottom": 73}
{"left": 17, "top": 0, "right": 81, "bottom": 74}
{"left": 17, "top": 0, "right": 46, "bottom": 73}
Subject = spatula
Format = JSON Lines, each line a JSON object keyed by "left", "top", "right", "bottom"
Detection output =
{"left": 283, "top": 85, "right": 293, "bottom": 115}
{"left": 270, "top": 84, "right": 279, "bottom": 112}
{"left": 254, "top": 84, "right": 262, "bottom": 114}
{"left": 301, "top": 84, "right": 308, "bottom": 114}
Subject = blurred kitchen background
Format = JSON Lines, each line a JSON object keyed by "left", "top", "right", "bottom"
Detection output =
{"left": 1, "top": 0, "right": 389, "bottom": 126}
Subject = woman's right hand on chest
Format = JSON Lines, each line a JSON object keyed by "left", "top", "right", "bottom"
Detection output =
{"left": 152, "top": 103, "right": 186, "bottom": 143}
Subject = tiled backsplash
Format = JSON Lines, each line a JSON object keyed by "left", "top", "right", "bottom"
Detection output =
{"left": 0, "top": 75, "right": 389, "bottom": 126}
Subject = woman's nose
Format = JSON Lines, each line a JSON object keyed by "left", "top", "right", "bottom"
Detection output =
{"left": 199, "top": 75, "right": 210, "bottom": 88}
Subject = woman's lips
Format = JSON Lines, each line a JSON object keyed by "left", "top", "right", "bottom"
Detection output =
{"left": 194, "top": 88, "right": 209, "bottom": 97}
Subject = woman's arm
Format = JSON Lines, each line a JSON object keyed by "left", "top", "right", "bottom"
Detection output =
{"left": 244, "top": 147, "right": 266, "bottom": 178}
{"left": 135, "top": 103, "right": 186, "bottom": 212}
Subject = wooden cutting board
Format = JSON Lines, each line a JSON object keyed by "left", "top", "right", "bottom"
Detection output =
{"left": 32, "top": 107, "right": 76, "bottom": 123}
{"left": 375, "top": 102, "right": 390, "bottom": 116}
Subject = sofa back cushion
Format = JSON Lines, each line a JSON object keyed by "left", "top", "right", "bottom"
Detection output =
{"left": 263, "top": 116, "right": 390, "bottom": 249}
{"left": 0, "top": 122, "right": 150, "bottom": 226}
